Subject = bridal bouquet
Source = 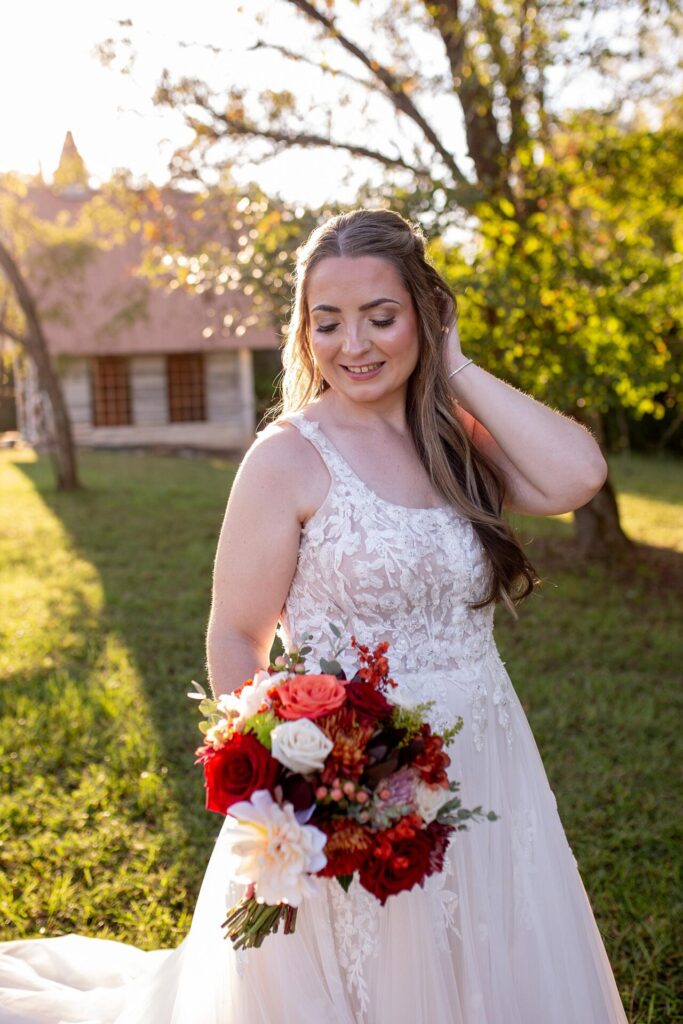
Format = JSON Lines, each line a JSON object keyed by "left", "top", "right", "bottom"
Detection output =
{"left": 190, "top": 627, "right": 497, "bottom": 951}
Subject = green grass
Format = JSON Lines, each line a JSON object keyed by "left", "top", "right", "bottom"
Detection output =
{"left": 0, "top": 448, "right": 681, "bottom": 1022}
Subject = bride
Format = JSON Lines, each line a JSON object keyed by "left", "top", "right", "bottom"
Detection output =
{"left": 0, "top": 208, "right": 628, "bottom": 1023}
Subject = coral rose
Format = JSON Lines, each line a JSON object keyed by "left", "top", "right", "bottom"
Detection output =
{"left": 202, "top": 732, "right": 280, "bottom": 815}
{"left": 273, "top": 674, "right": 347, "bottom": 721}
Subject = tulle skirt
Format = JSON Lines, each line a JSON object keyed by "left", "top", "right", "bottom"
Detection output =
{"left": 0, "top": 646, "right": 629, "bottom": 1023}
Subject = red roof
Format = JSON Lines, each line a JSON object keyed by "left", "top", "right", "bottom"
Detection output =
{"left": 26, "top": 187, "right": 280, "bottom": 356}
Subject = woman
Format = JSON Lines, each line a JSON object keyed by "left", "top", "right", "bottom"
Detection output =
{"left": 0, "top": 209, "right": 628, "bottom": 1023}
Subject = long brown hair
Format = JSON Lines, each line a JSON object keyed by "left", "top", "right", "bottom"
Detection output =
{"left": 271, "top": 208, "right": 540, "bottom": 615}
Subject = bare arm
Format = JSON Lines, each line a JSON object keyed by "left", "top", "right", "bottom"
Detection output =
{"left": 206, "top": 426, "right": 306, "bottom": 698}
{"left": 450, "top": 361, "right": 608, "bottom": 516}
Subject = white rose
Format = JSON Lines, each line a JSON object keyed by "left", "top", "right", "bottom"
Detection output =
{"left": 217, "top": 671, "right": 290, "bottom": 728}
{"left": 415, "top": 780, "right": 452, "bottom": 824}
{"left": 270, "top": 719, "right": 333, "bottom": 775}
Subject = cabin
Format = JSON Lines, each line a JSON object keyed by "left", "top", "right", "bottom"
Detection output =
{"left": 11, "top": 133, "right": 280, "bottom": 453}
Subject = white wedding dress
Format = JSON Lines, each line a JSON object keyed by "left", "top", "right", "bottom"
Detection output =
{"left": 0, "top": 409, "right": 629, "bottom": 1024}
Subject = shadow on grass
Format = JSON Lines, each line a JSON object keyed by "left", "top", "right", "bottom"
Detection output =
{"left": 15, "top": 452, "right": 241, "bottom": 889}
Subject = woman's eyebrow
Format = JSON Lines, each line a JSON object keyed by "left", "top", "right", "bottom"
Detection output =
{"left": 311, "top": 297, "right": 401, "bottom": 313}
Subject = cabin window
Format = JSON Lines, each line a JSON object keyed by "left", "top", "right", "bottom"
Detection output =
{"left": 91, "top": 356, "right": 131, "bottom": 426}
{"left": 167, "top": 353, "right": 206, "bottom": 423}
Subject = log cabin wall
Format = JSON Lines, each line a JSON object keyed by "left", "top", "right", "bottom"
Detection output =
{"left": 54, "top": 349, "right": 255, "bottom": 452}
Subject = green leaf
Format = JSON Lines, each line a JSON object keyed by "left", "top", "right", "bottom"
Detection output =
{"left": 336, "top": 874, "right": 353, "bottom": 893}
{"left": 441, "top": 717, "right": 464, "bottom": 745}
{"left": 320, "top": 657, "right": 342, "bottom": 674}
{"left": 198, "top": 698, "right": 218, "bottom": 717}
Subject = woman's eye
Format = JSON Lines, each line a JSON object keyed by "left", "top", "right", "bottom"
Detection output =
{"left": 315, "top": 323, "right": 339, "bottom": 333}
{"left": 371, "top": 318, "right": 395, "bottom": 328}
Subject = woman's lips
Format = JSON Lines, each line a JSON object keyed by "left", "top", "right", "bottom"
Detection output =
{"left": 340, "top": 361, "right": 385, "bottom": 380}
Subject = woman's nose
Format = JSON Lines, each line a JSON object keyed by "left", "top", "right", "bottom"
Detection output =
{"left": 340, "top": 327, "right": 371, "bottom": 354}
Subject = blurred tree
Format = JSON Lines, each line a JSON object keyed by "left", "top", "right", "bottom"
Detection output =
{"left": 0, "top": 169, "right": 130, "bottom": 491}
{"left": 429, "top": 111, "right": 682, "bottom": 552}
{"left": 0, "top": 176, "right": 81, "bottom": 490}
{"left": 121, "top": 0, "right": 683, "bottom": 552}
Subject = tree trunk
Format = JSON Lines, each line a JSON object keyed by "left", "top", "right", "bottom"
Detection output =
{"left": 571, "top": 407, "right": 631, "bottom": 557}
{"left": 573, "top": 476, "right": 633, "bottom": 557}
{"left": 0, "top": 240, "right": 80, "bottom": 491}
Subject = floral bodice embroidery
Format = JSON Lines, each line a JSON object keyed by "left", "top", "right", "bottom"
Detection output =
{"left": 256, "top": 410, "right": 516, "bottom": 1015}
{"left": 269, "top": 411, "right": 497, "bottom": 676}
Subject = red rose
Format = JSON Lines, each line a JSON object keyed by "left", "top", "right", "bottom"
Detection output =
{"left": 344, "top": 680, "right": 393, "bottom": 722}
{"left": 358, "top": 827, "right": 433, "bottom": 905}
{"left": 202, "top": 732, "right": 280, "bottom": 815}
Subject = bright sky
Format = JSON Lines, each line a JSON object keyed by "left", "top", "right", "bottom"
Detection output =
{"left": 0, "top": 0, "right": 659, "bottom": 206}
{"left": 3, "top": 0, "right": 434, "bottom": 205}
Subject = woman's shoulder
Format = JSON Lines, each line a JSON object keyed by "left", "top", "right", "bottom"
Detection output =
{"left": 240, "top": 406, "right": 328, "bottom": 485}
{"left": 236, "top": 407, "right": 329, "bottom": 524}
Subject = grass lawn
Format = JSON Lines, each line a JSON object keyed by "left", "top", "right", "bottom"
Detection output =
{"left": 1, "top": 447, "right": 681, "bottom": 1023}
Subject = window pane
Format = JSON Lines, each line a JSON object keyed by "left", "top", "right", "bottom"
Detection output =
{"left": 167, "top": 354, "right": 206, "bottom": 423}
{"left": 91, "top": 357, "right": 131, "bottom": 427}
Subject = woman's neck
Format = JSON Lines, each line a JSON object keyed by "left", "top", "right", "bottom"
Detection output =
{"left": 315, "top": 386, "right": 410, "bottom": 435}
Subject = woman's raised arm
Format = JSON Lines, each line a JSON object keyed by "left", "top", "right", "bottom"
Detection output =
{"left": 206, "top": 426, "right": 306, "bottom": 698}
{"left": 446, "top": 325, "right": 608, "bottom": 516}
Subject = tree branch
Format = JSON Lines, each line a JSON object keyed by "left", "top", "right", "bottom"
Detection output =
{"left": 427, "top": 0, "right": 508, "bottom": 193}
{"left": 249, "top": 40, "right": 384, "bottom": 97}
{"left": 198, "top": 110, "right": 432, "bottom": 176}
{"left": 285, "top": 0, "right": 472, "bottom": 189}
{"left": 0, "top": 238, "right": 80, "bottom": 488}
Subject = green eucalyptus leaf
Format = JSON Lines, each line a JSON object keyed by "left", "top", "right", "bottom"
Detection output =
{"left": 320, "top": 657, "right": 342, "bottom": 674}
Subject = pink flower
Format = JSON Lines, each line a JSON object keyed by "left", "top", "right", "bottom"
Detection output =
{"left": 273, "top": 674, "right": 347, "bottom": 721}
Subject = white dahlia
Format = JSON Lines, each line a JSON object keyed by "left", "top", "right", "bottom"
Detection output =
{"left": 225, "top": 789, "right": 327, "bottom": 907}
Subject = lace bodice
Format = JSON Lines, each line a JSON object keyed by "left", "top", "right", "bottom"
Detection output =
{"left": 268, "top": 411, "right": 497, "bottom": 685}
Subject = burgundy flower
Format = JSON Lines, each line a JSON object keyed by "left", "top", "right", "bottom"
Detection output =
{"left": 345, "top": 680, "right": 393, "bottom": 722}
{"left": 425, "top": 820, "right": 454, "bottom": 875}
{"left": 280, "top": 772, "right": 316, "bottom": 812}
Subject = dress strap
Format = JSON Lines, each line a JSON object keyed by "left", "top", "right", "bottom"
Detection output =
{"left": 275, "top": 411, "right": 348, "bottom": 481}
